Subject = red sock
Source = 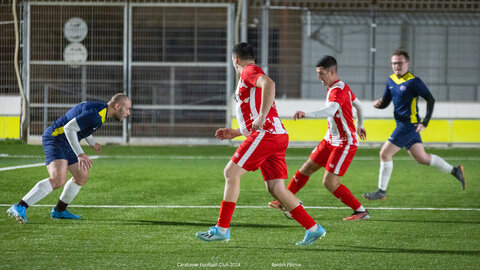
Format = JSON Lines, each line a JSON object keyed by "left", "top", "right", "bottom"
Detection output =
{"left": 287, "top": 171, "right": 310, "bottom": 194}
{"left": 289, "top": 204, "right": 316, "bottom": 230}
{"left": 217, "top": 200, "right": 236, "bottom": 228}
{"left": 333, "top": 184, "right": 361, "bottom": 211}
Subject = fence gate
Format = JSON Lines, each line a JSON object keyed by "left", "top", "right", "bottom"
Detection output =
{"left": 26, "top": 1, "right": 234, "bottom": 144}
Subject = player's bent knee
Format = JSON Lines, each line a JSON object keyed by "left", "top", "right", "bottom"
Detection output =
{"left": 224, "top": 174, "right": 241, "bottom": 187}
{"left": 266, "top": 185, "right": 277, "bottom": 195}
{"left": 322, "top": 180, "right": 331, "bottom": 189}
{"left": 266, "top": 181, "right": 285, "bottom": 196}
{"left": 49, "top": 177, "right": 66, "bottom": 190}
{"left": 224, "top": 169, "right": 241, "bottom": 181}
{"left": 379, "top": 151, "right": 390, "bottom": 161}
{"left": 302, "top": 167, "right": 316, "bottom": 176}
{"left": 323, "top": 178, "right": 340, "bottom": 193}
{"left": 73, "top": 176, "right": 88, "bottom": 186}
{"left": 416, "top": 157, "right": 430, "bottom": 165}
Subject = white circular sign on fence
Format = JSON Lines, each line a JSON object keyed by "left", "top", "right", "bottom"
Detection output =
{"left": 64, "top": 17, "right": 88, "bottom": 42}
{"left": 63, "top": 42, "right": 88, "bottom": 68}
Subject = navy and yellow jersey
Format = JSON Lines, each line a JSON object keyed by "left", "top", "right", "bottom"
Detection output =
{"left": 379, "top": 72, "right": 435, "bottom": 126}
{"left": 43, "top": 102, "right": 108, "bottom": 141}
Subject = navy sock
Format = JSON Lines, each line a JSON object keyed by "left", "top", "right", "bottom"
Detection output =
{"left": 54, "top": 200, "right": 68, "bottom": 212}
{"left": 18, "top": 200, "right": 29, "bottom": 209}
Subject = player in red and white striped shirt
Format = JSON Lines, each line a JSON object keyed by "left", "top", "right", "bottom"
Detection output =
{"left": 269, "top": 56, "right": 370, "bottom": 221}
{"left": 196, "top": 42, "right": 326, "bottom": 246}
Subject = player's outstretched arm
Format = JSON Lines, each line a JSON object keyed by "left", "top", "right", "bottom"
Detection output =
{"left": 303, "top": 102, "right": 340, "bottom": 119}
{"left": 293, "top": 111, "right": 306, "bottom": 120}
{"left": 77, "top": 154, "right": 92, "bottom": 170}
{"left": 85, "top": 135, "right": 101, "bottom": 154}
{"left": 357, "top": 127, "right": 367, "bottom": 140}
{"left": 92, "top": 143, "right": 101, "bottom": 154}
{"left": 252, "top": 75, "right": 275, "bottom": 130}
{"left": 64, "top": 118, "right": 91, "bottom": 170}
{"left": 420, "top": 89, "right": 435, "bottom": 130}
{"left": 352, "top": 98, "right": 366, "bottom": 140}
{"left": 215, "top": 128, "right": 241, "bottom": 140}
{"left": 374, "top": 85, "right": 392, "bottom": 109}
{"left": 415, "top": 123, "right": 426, "bottom": 133}
{"left": 373, "top": 94, "right": 392, "bottom": 109}
{"left": 373, "top": 98, "right": 383, "bottom": 108}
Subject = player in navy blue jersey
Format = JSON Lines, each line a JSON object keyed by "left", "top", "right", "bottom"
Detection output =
{"left": 7, "top": 93, "right": 131, "bottom": 223}
{"left": 363, "top": 48, "right": 465, "bottom": 201}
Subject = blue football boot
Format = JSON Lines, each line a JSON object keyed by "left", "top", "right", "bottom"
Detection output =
{"left": 196, "top": 226, "right": 230, "bottom": 242}
{"left": 50, "top": 207, "right": 81, "bottom": 220}
{"left": 296, "top": 224, "right": 326, "bottom": 246}
{"left": 7, "top": 204, "right": 28, "bottom": 224}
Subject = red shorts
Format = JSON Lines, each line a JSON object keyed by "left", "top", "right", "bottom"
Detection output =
{"left": 309, "top": 140, "right": 357, "bottom": 176}
{"left": 231, "top": 131, "right": 289, "bottom": 181}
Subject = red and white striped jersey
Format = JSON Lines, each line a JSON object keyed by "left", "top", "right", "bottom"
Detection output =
{"left": 235, "top": 64, "right": 287, "bottom": 137}
{"left": 324, "top": 80, "right": 358, "bottom": 146}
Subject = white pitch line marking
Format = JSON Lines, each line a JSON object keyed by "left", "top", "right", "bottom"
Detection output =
{"left": 0, "top": 162, "right": 45, "bottom": 172}
{"left": 0, "top": 204, "right": 478, "bottom": 211}
{"left": 0, "top": 156, "right": 101, "bottom": 172}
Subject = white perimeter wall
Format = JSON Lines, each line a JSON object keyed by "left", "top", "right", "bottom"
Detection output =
{"left": 0, "top": 96, "right": 21, "bottom": 116}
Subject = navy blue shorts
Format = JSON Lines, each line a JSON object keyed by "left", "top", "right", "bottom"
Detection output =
{"left": 42, "top": 136, "right": 78, "bottom": 166}
{"left": 388, "top": 121, "right": 422, "bottom": 150}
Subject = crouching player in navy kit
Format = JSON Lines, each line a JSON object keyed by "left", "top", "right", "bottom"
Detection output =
{"left": 7, "top": 93, "right": 131, "bottom": 223}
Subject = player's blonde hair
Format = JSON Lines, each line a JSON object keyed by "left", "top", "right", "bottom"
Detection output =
{"left": 109, "top": 93, "right": 129, "bottom": 105}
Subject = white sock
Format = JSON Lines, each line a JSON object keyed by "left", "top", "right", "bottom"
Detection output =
{"left": 429, "top": 154, "right": 453, "bottom": 174}
{"left": 307, "top": 224, "right": 319, "bottom": 232}
{"left": 59, "top": 178, "right": 82, "bottom": 204}
{"left": 378, "top": 161, "right": 393, "bottom": 191}
{"left": 216, "top": 225, "right": 229, "bottom": 234}
{"left": 22, "top": 178, "right": 54, "bottom": 206}
{"left": 356, "top": 206, "right": 366, "bottom": 212}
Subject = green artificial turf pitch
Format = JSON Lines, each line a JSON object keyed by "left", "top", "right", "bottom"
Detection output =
{"left": 1, "top": 144, "right": 479, "bottom": 269}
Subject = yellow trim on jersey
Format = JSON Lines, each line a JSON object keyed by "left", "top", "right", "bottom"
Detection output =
{"left": 390, "top": 72, "right": 415, "bottom": 85}
{"left": 99, "top": 108, "right": 107, "bottom": 123}
{"left": 51, "top": 126, "right": 65, "bottom": 136}
{"left": 410, "top": 97, "right": 418, "bottom": 123}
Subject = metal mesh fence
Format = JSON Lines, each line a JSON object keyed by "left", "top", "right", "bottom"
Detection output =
{"left": 0, "top": 2, "right": 21, "bottom": 96}
{"left": 247, "top": 8, "right": 303, "bottom": 99}
{"left": 298, "top": 11, "right": 480, "bottom": 101}
{"left": 130, "top": 5, "right": 231, "bottom": 139}
{"left": 252, "top": 6, "right": 480, "bottom": 101}
{"left": 1, "top": 0, "right": 479, "bottom": 143}
{"left": 132, "top": 7, "right": 228, "bottom": 62}
{"left": 30, "top": 6, "right": 124, "bottom": 62}
{"left": 18, "top": 2, "right": 232, "bottom": 141}
{"left": 28, "top": 4, "right": 125, "bottom": 137}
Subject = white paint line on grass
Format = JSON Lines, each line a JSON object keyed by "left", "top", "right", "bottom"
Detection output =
{"left": 0, "top": 154, "right": 43, "bottom": 158}
{"left": 0, "top": 204, "right": 478, "bottom": 211}
{"left": 0, "top": 162, "right": 45, "bottom": 171}
{"left": 0, "top": 156, "right": 101, "bottom": 172}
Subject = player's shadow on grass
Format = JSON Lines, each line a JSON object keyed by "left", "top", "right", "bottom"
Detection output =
{"left": 135, "top": 220, "right": 297, "bottom": 229}
{"left": 94, "top": 219, "right": 297, "bottom": 228}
